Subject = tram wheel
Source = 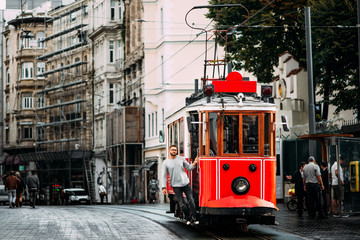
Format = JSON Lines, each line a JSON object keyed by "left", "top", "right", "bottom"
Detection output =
{"left": 287, "top": 199, "right": 297, "bottom": 211}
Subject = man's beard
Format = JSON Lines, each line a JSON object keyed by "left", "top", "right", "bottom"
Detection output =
{"left": 170, "top": 152, "right": 177, "bottom": 157}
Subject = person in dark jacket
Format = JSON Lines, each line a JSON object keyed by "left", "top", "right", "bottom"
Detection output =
{"left": 4, "top": 171, "right": 20, "bottom": 208}
{"left": 320, "top": 161, "right": 329, "bottom": 216}
{"left": 15, "top": 172, "right": 25, "bottom": 207}
{"left": 287, "top": 162, "right": 306, "bottom": 217}
{"left": 26, "top": 170, "right": 40, "bottom": 208}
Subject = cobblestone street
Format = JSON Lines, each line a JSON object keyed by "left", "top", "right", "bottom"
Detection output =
{"left": 0, "top": 205, "right": 180, "bottom": 240}
{"left": 1, "top": 203, "right": 360, "bottom": 240}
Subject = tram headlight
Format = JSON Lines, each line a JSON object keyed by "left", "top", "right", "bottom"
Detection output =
{"left": 231, "top": 177, "right": 250, "bottom": 195}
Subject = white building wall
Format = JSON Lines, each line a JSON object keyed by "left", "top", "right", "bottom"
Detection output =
{"left": 143, "top": 0, "right": 214, "bottom": 202}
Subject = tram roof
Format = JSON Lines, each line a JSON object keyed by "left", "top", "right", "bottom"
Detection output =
{"left": 186, "top": 94, "right": 276, "bottom": 111}
{"left": 166, "top": 94, "right": 276, "bottom": 122}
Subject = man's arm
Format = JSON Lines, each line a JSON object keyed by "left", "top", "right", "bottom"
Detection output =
{"left": 317, "top": 175, "right": 324, "bottom": 190}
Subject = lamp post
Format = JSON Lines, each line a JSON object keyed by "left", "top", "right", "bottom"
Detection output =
{"left": 305, "top": 7, "right": 317, "bottom": 156}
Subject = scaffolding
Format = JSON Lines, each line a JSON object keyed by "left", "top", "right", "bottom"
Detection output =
{"left": 32, "top": 0, "right": 95, "bottom": 201}
{"left": 35, "top": 1, "right": 90, "bottom": 152}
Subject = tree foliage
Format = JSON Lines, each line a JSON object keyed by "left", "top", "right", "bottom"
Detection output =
{"left": 207, "top": 0, "right": 358, "bottom": 113}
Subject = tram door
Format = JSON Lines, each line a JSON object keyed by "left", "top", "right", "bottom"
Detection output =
{"left": 188, "top": 113, "right": 200, "bottom": 205}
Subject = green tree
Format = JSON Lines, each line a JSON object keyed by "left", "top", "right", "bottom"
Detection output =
{"left": 207, "top": 0, "right": 358, "bottom": 114}
{"left": 310, "top": 0, "right": 358, "bottom": 114}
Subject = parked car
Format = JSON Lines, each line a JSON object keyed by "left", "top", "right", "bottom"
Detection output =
{"left": 63, "top": 188, "right": 90, "bottom": 204}
{"left": 0, "top": 185, "right": 9, "bottom": 205}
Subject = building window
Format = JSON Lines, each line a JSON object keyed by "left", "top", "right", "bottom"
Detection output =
{"left": 70, "top": 11, "right": 77, "bottom": 22}
{"left": 5, "top": 126, "right": 9, "bottom": 143}
{"left": 6, "top": 68, "right": 10, "bottom": 85}
{"left": 118, "top": 0, "right": 122, "bottom": 20}
{"left": 19, "top": 32, "right": 35, "bottom": 49}
{"left": 83, "top": 5, "right": 89, "bottom": 17}
{"left": 76, "top": 95, "right": 81, "bottom": 113}
{"left": 23, "top": 127, "right": 33, "bottom": 139}
{"left": 22, "top": 93, "right": 33, "bottom": 109}
{"left": 155, "top": 111, "right": 158, "bottom": 135}
{"left": 109, "top": 40, "right": 114, "bottom": 63}
{"left": 75, "top": 57, "right": 80, "bottom": 75}
{"left": 117, "top": 40, "right": 122, "bottom": 68}
{"left": 36, "top": 96, "right": 45, "bottom": 108}
{"left": 111, "top": 0, "right": 116, "bottom": 20}
{"left": 148, "top": 114, "right": 151, "bottom": 137}
{"left": 6, "top": 97, "right": 10, "bottom": 113}
{"left": 37, "top": 127, "right": 45, "bottom": 141}
{"left": 152, "top": 113, "right": 154, "bottom": 136}
{"left": 84, "top": 55, "right": 88, "bottom": 72}
{"left": 22, "top": 62, "right": 33, "bottom": 79}
{"left": 36, "top": 32, "right": 45, "bottom": 48}
{"left": 109, "top": 83, "right": 114, "bottom": 104}
{"left": 37, "top": 62, "right": 45, "bottom": 78}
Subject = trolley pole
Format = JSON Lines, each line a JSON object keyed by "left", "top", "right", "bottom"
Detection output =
{"left": 305, "top": 7, "right": 317, "bottom": 156}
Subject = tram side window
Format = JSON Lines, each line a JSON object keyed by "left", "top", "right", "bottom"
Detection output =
{"left": 174, "top": 122, "right": 179, "bottom": 149}
{"left": 223, "top": 115, "right": 239, "bottom": 154}
{"left": 209, "top": 112, "right": 217, "bottom": 155}
{"left": 264, "top": 113, "right": 270, "bottom": 156}
{"left": 242, "top": 115, "right": 259, "bottom": 154}
{"left": 169, "top": 125, "right": 173, "bottom": 146}
{"left": 179, "top": 120, "right": 184, "bottom": 155}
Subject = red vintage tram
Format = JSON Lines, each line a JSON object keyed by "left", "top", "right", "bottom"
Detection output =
{"left": 165, "top": 73, "right": 277, "bottom": 228}
{"left": 163, "top": 4, "right": 278, "bottom": 229}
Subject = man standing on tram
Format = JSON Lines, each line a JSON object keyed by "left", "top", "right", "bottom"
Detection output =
{"left": 161, "top": 144, "right": 199, "bottom": 225}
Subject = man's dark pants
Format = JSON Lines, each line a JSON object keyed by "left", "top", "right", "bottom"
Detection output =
{"left": 29, "top": 188, "right": 37, "bottom": 207}
{"left": 296, "top": 193, "right": 304, "bottom": 216}
{"left": 306, "top": 182, "right": 323, "bottom": 217}
{"left": 173, "top": 184, "right": 197, "bottom": 221}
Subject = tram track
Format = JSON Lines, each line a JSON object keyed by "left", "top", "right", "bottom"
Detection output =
{"left": 88, "top": 205, "right": 274, "bottom": 240}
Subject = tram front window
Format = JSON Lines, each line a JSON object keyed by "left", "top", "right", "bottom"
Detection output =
{"left": 242, "top": 115, "right": 259, "bottom": 154}
{"left": 223, "top": 115, "right": 239, "bottom": 154}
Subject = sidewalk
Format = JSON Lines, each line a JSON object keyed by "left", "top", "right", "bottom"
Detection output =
{"left": 271, "top": 202, "right": 360, "bottom": 240}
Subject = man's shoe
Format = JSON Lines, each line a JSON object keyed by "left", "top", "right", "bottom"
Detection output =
{"left": 333, "top": 214, "right": 340, "bottom": 218}
{"left": 186, "top": 220, "right": 191, "bottom": 225}
{"left": 341, "top": 214, "right": 349, "bottom": 218}
{"left": 193, "top": 220, "right": 199, "bottom": 225}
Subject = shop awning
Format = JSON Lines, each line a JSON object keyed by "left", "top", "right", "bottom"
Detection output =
{"left": 133, "top": 160, "right": 157, "bottom": 174}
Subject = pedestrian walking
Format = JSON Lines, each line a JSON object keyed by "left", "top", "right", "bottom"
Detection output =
{"left": 320, "top": 162, "right": 329, "bottom": 216}
{"left": 287, "top": 162, "right": 306, "bottom": 217}
{"left": 303, "top": 156, "right": 326, "bottom": 219}
{"left": 26, "top": 170, "right": 40, "bottom": 208}
{"left": 15, "top": 172, "right": 25, "bottom": 207}
{"left": 4, "top": 171, "right": 20, "bottom": 208}
{"left": 148, "top": 177, "right": 159, "bottom": 203}
{"left": 99, "top": 182, "right": 106, "bottom": 204}
{"left": 331, "top": 158, "right": 348, "bottom": 217}
{"left": 161, "top": 144, "right": 199, "bottom": 225}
